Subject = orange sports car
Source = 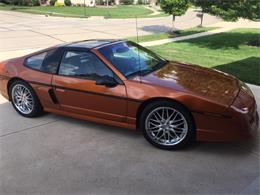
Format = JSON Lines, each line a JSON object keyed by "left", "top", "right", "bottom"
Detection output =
{"left": 0, "top": 40, "right": 258, "bottom": 149}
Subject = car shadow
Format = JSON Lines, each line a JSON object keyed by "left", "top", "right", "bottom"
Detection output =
{"left": 187, "top": 139, "right": 259, "bottom": 157}
{"left": 50, "top": 112, "right": 141, "bottom": 138}
{"left": 48, "top": 113, "right": 260, "bottom": 157}
{"left": 1, "top": 102, "right": 259, "bottom": 157}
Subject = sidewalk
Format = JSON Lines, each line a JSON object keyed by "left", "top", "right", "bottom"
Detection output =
{"left": 144, "top": 6, "right": 161, "bottom": 16}
{"left": 140, "top": 19, "right": 260, "bottom": 47}
{"left": 140, "top": 27, "right": 234, "bottom": 46}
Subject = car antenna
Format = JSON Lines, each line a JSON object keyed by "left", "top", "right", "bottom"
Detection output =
{"left": 135, "top": 16, "right": 141, "bottom": 82}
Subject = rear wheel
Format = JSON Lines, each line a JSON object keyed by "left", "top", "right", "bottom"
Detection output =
{"left": 140, "top": 101, "right": 195, "bottom": 150}
{"left": 10, "top": 80, "right": 43, "bottom": 117}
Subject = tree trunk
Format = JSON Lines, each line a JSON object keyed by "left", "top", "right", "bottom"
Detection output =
{"left": 200, "top": 13, "right": 204, "bottom": 27}
{"left": 172, "top": 15, "right": 175, "bottom": 32}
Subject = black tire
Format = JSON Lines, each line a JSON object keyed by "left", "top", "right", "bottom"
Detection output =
{"left": 139, "top": 100, "right": 195, "bottom": 150}
{"left": 9, "top": 80, "right": 44, "bottom": 117}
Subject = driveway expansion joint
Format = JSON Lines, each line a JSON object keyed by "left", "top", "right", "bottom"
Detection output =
{"left": 0, "top": 119, "right": 59, "bottom": 138}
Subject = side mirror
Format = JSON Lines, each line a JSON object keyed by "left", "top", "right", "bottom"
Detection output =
{"left": 96, "top": 76, "right": 118, "bottom": 88}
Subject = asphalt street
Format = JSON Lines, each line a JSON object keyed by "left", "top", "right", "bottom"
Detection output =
{"left": 0, "top": 9, "right": 220, "bottom": 61}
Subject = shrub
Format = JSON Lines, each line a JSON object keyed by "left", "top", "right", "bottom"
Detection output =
{"left": 0, "top": 0, "right": 11, "bottom": 4}
{"left": 64, "top": 0, "right": 71, "bottom": 6}
{"left": 41, "top": 0, "right": 48, "bottom": 4}
{"left": 121, "top": 0, "right": 133, "bottom": 5}
{"left": 49, "top": 0, "right": 56, "bottom": 6}
{"left": 137, "top": 0, "right": 143, "bottom": 4}
{"left": 11, "top": 0, "right": 31, "bottom": 6}
{"left": 54, "top": 1, "right": 64, "bottom": 6}
{"left": 31, "top": 0, "right": 40, "bottom": 6}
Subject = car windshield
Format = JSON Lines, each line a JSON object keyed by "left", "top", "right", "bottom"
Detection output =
{"left": 98, "top": 41, "right": 167, "bottom": 78}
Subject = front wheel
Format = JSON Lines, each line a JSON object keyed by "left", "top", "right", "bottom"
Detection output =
{"left": 140, "top": 101, "right": 195, "bottom": 150}
{"left": 10, "top": 80, "right": 44, "bottom": 117}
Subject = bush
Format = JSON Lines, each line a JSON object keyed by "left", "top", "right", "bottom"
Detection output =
{"left": 64, "top": 0, "right": 71, "bottom": 6}
{"left": 2, "top": 0, "right": 41, "bottom": 7}
{"left": 31, "top": 0, "right": 40, "bottom": 6}
{"left": 121, "top": 0, "right": 133, "bottom": 5}
{"left": 0, "top": 0, "right": 11, "bottom": 4}
{"left": 54, "top": 1, "right": 64, "bottom": 6}
{"left": 137, "top": 0, "right": 143, "bottom": 4}
{"left": 41, "top": 0, "right": 48, "bottom": 4}
{"left": 49, "top": 0, "right": 56, "bottom": 6}
{"left": 10, "top": 0, "right": 31, "bottom": 6}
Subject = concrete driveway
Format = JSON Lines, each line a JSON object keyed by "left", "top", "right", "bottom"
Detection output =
{"left": 0, "top": 84, "right": 259, "bottom": 194}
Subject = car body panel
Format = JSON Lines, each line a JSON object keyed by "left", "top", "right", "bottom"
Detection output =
{"left": 140, "top": 61, "right": 240, "bottom": 106}
{"left": 0, "top": 40, "right": 258, "bottom": 142}
{"left": 52, "top": 75, "right": 128, "bottom": 122}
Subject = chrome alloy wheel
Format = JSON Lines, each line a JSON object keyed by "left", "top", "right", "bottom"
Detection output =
{"left": 11, "top": 84, "right": 34, "bottom": 115}
{"left": 145, "top": 107, "right": 188, "bottom": 146}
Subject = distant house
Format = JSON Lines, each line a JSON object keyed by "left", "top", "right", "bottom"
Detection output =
{"left": 57, "top": 0, "right": 96, "bottom": 6}
{"left": 56, "top": 0, "right": 156, "bottom": 6}
{"left": 71, "top": 0, "right": 96, "bottom": 6}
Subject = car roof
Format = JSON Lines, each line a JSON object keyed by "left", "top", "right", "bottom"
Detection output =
{"left": 64, "top": 39, "right": 122, "bottom": 50}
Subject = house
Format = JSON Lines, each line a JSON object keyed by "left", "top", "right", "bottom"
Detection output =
{"left": 57, "top": 0, "right": 156, "bottom": 6}
{"left": 57, "top": 0, "right": 96, "bottom": 6}
{"left": 71, "top": 0, "right": 95, "bottom": 6}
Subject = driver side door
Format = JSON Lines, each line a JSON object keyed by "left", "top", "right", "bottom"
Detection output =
{"left": 52, "top": 50, "right": 127, "bottom": 122}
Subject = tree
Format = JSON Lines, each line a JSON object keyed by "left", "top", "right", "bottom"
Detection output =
{"left": 160, "top": 0, "right": 190, "bottom": 31}
{"left": 192, "top": 0, "right": 260, "bottom": 21}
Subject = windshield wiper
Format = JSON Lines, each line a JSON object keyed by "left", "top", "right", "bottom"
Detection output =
{"left": 126, "top": 60, "right": 168, "bottom": 78}
{"left": 126, "top": 69, "right": 152, "bottom": 78}
{"left": 153, "top": 60, "right": 168, "bottom": 71}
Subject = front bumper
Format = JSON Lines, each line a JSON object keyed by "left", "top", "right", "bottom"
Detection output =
{"left": 231, "top": 84, "right": 259, "bottom": 139}
{"left": 196, "top": 84, "right": 259, "bottom": 142}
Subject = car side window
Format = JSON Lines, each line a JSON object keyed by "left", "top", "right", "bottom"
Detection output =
{"left": 58, "top": 51, "right": 113, "bottom": 80}
{"left": 25, "top": 52, "right": 47, "bottom": 70}
{"left": 41, "top": 49, "right": 63, "bottom": 74}
{"left": 25, "top": 49, "right": 60, "bottom": 74}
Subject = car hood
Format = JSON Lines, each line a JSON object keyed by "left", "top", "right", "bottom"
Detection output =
{"left": 140, "top": 61, "right": 240, "bottom": 106}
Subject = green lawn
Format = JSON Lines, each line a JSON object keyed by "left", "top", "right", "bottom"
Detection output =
{"left": 149, "top": 28, "right": 260, "bottom": 85}
{"left": 128, "top": 27, "right": 219, "bottom": 42}
{"left": 0, "top": 5, "right": 167, "bottom": 18}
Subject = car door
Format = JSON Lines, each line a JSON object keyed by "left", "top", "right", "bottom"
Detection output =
{"left": 52, "top": 50, "right": 127, "bottom": 122}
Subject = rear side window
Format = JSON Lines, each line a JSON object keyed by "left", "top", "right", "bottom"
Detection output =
{"left": 25, "top": 49, "right": 61, "bottom": 74}
{"left": 25, "top": 52, "right": 47, "bottom": 70}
